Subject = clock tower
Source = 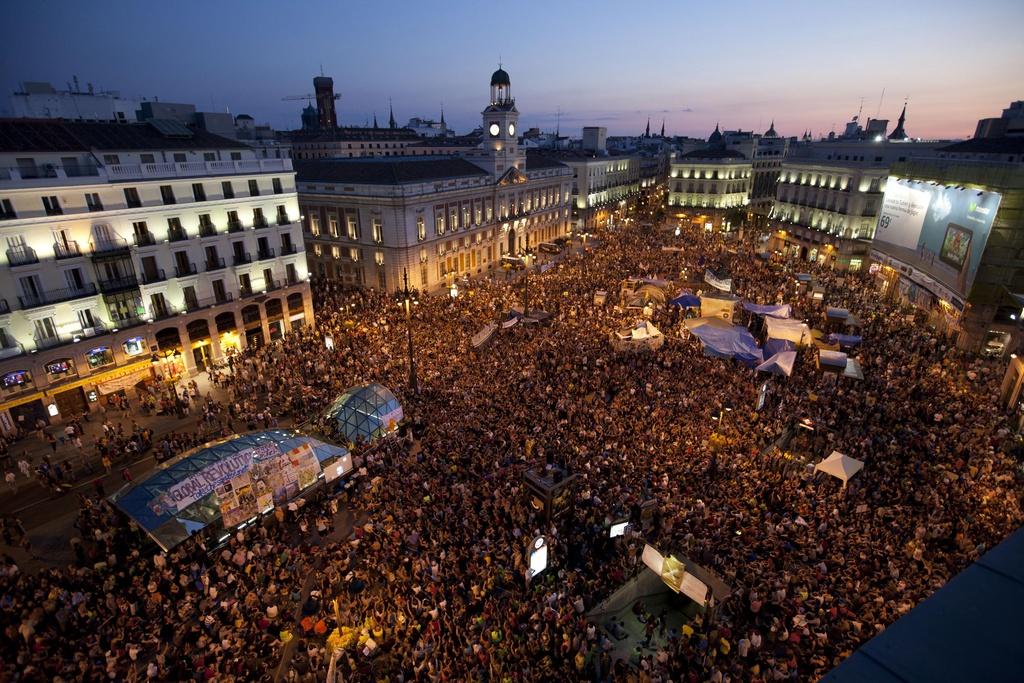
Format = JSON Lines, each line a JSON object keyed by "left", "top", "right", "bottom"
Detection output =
{"left": 467, "top": 65, "right": 524, "bottom": 178}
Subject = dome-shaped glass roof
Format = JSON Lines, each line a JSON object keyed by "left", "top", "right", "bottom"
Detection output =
{"left": 325, "top": 383, "right": 403, "bottom": 444}
{"left": 490, "top": 68, "right": 511, "bottom": 87}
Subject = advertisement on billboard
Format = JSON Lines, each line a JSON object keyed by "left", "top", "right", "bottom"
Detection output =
{"left": 874, "top": 177, "right": 1002, "bottom": 294}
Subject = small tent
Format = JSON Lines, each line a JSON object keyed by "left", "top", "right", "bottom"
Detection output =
{"left": 701, "top": 294, "right": 741, "bottom": 322}
{"left": 813, "top": 451, "right": 864, "bottom": 487}
{"left": 756, "top": 350, "right": 797, "bottom": 377}
{"left": 612, "top": 320, "right": 665, "bottom": 351}
{"left": 817, "top": 349, "right": 848, "bottom": 374}
{"left": 670, "top": 293, "right": 701, "bottom": 309}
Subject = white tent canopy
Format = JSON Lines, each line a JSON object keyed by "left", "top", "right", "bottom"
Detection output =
{"left": 766, "top": 317, "right": 812, "bottom": 345}
{"left": 813, "top": 451, "right": 864, "bottom": 487}
{"left": 756, "top": 350, "right": 797, "bottom": 377}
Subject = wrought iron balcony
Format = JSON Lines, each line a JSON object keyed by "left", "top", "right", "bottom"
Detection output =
{"left": 6, "top": 245, "right": 38, "bottom": 266}
{"left": 18, "top": 283, "right": 98, "bottom": 309}
{"left": 141, "top": 268, "right": 167, "bottom": 285}
{"left": 53, "top": 241, "right": 82, "bottom": 259}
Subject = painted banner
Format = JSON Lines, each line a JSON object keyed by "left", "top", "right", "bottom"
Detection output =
{"left": 161, "top": 450, "right": 253, "bottom": 514}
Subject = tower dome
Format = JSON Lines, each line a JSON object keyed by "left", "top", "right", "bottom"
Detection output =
{"left": 490, "top": 67, "right": 511, "bottom": 87}
{"left": 488, "top": 65, "right": 513, "bottom": 108}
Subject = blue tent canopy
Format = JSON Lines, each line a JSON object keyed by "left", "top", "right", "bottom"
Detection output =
{"left": 689, "top": 322, "right": 763, "bottom": 365}
{"left": 743, "top": 302, "right": 792, "bottom": 318}
{"left": 764, "top": 338, "right": 795, "bottom": 358}
{"left": 828, "top": 333, "right": 863, "bottom": 347}
{"left": 670, "top": 294, "right": 701, "bottom": 308}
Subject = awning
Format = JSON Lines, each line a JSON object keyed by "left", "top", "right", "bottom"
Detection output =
{"left": 97, "top": 365, "right": 155, "bottom": 395}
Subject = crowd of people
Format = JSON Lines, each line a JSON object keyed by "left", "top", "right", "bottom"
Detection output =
{"left": 1, "top": 217, "right": 1022, "bottom": 682}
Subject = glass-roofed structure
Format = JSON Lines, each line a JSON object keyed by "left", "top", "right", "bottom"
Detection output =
{"left": 110, "top": 430, "right": 349, "bottom": 551}
{"left": 324, "top": 383, "right": 403, "bottom": 444}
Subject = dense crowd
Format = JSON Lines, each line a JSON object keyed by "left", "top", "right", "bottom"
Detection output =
{"left": 1, "top": 219, "right": 1022, "bottom": 681}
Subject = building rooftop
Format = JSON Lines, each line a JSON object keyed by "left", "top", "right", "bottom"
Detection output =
{"left": 0, "top": 118, "right": 249, "bottom": 153}
{"left": 295, "top": 156, "right": 490, "bottom": 185}
{"left": 938, "top": 136, "right": 1024, "bottom": 155}
{"left": 288, "top": 127, "right": 422, "bottom": 143}
{"left": 678, "top": 147, "right": 747, "bottom": 160}
{"left": 524, "top": 154, "right": 570, "bottom": 170}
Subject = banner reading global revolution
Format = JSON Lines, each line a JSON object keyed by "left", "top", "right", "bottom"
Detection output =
{"left": 159, "top": 450, "right": 253, "bottom": 514}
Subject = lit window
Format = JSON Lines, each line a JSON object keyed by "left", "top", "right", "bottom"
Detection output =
{"left": 372, "top": 218, "right": 383, "bottom": 244}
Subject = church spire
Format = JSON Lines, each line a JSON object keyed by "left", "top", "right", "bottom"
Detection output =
{"left": 888, "top": 103, "right": 908, "bottom": 140}
{"left": 660, "top": 119, "right": 665, "bottom": 137}
{"left": 372, "top": 112, "right": 378, "bottom": 129}
{"left": 388, "top": 99, "right": 396, "bottom": 129}
{"left": 440, "top": 105, "right": 445, "bottom": 127}
{"left": 645, "top": 117, "right": 650, "bottom": 138}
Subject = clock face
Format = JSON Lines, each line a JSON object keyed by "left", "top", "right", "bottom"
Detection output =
{"left": 508, "top": 123, "right": 516, "bottom": 136}
{"left": 489, "top": 123, "right": 500, "bottom": 137}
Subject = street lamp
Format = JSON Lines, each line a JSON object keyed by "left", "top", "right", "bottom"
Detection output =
{"left": 522, "top": 241, "right": 534, "bottom": 317}
{"left": 150, "top": 349, "right": 182, "bottom": 404}
{"left": 402, "top": 269, "right": 420, "bottom": 395}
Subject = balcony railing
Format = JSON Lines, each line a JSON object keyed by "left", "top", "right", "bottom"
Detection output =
{"left": 141, "top": 268, "right": 167, "bottom": 285}
{"left": 6, "top": 245, "right": 38, "bottom": 266}
{"left": 257, "top": 247, "right": 276, "bottom": 261}
{"left": 167, "top": 227, "right": 189, "bottom": 242}
{"left": 18, "top": 283, "right": 98, "bottom": 309}
{"left": 184, "top": 292, "right": 235, "bottom": 312}
{"left": 214, "top": 292, "right": 234, "bottom": 305}
{"left": 174, "top": 262, "right": 198, "bottom": 278}
{"left": 253, "top": 217, "right": 269, "bottom": 229}
{"left": 233, "top": 252, "right": 251, "bottom": 265}
{"left": 277, "top": 215, "right": 291, "bottom": 226}
{"left": 97, "top": 275, "right": 139, "bottom": 293}
{"left": 239, "top": 285, "right": 255, "bottom": 298}
{"left": 108, "top": 313, "right": 145, "bottom": 330}
{"left": 198, "top": 223, "right": 218, "bottom": 238}
{"left": 264, "top": 279, "right": 282, "bottom": 292}
{"left": 53, "top": 241, "right": 82, "bottom": 259}
{"left": 91, "top": 237, "right": 130, "bottom": 255}
{"left": 103, "top": 158, "right": 292, "bottom": 181}
{"left": 280, "top": 244, "right": 298, "bottom": 255}
{"left": 205, "top": 257, "right": 226, "bottom": 272}
{"left": 227, "top": 221, "right": 245, "bottom": 233}
{"left": 134, "top": 232, "right": 156, "bottom": 247}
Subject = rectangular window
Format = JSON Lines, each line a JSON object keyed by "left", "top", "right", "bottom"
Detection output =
{"left": 372, "top": 218, "right": 383, "bottom": 244}
{"left": 0, "top": 199, "right": 15, "bottom": 219}
{"left": 173, "top": 153, "right": 187, "bottom": 163}
{"left": 310, "top": 214, "right": 320, "bottom": 237}
{"left": 78, "top": 308, "right": 96, "bottom": 330}
{"left": 276, "top": 205, "right": 289, "bottom": 225}
{"left": 123, "top": 187, "right": 141, "bottom": 208}
{"left": 140, "top": 153, "right": 155, "bottom": 164}
{"left": 230, "top": 152, "right": 242, "bottom": 161}
{"left": 435, "top": 212, "right": 445, "bottom": 235}
{"left": 160, "top": 185, "right": 176, "bottom": 205}
{"left": 42, "top": 195, "right": 62, "bottom": 215}
{"left": 222, "top": 181, "right": 234, "bottom": 199}
{"left": 417, "top": 216, "right": 426, "bottom": 241}
{"left": 204, "top": 152, "right": 216, "bottom": 162}
{"left": 192, "top": 183, "right": 206, "bottom": 202}
{"left": 328, "top": 214, "right": 339, "bottom": 237}
{"left": 272, "top": 178, "right": 283, "bottom": 194}
{"left": 346, "top": 214, "right": 358, "bottom": 240}
{"left": 85, "top": 192, "right": 103, "bottom": 211}
{"left": 102, "top": 154, "right": 120, "bottom": 165}
{"left": 253, "top": 207, "right": 267, "bottom": 227}
{"left": 248, "top": 179, "right": 260, "bottom": 196}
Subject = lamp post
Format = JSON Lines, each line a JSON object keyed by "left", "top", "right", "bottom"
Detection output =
{"left": 150, "top": 349, "right": 183, "bottom": 404}
{"left": 402, "top": 269, "right": 419, "bottom": 396}
{"left": 522, "top": 234, "right": 533, "bottom": 317}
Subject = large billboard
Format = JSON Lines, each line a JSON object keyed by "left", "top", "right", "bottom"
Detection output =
{"left": 874, "top": 177, "right": 1002, "bottom": 294}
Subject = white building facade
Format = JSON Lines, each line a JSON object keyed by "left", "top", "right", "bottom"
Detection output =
{"left": 0, "top": 119, "right": 312, "bottom": 431}
{"left": 299, "top": 68, "right": 573, "bottom": 292}
{"left": 768, "top": 138, "right": 946, "bottom": 271}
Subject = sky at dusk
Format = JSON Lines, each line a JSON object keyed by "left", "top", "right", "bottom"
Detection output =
{"left": 3, "top": 0, "right": 1023, "bottom": 140}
